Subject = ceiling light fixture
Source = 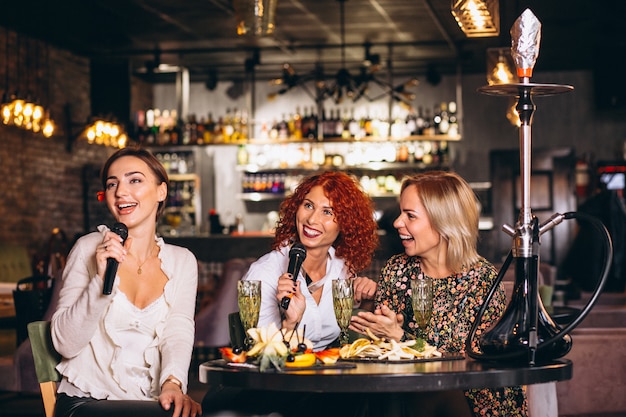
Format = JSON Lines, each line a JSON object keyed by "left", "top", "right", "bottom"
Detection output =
{"left": 451, "top": 0, "right": 500, "bottom": 38}
{"left": 268, "top": 2, "right": 418, "bottom": 109}
{"left": 486, "top": 47, "right": 515, "bottom": 85}
{"left": 83, "top": 118, "right": 128, "bottom": 149}
{"left": 324, "top": 0, "right": 356, "bottom": 104}
{"left": 1, "top": 30, "right": 55, "bottom": 137}
{"left": 65, "top": 104, "right": 128, "bottom": 151}
{"left": 233, "top": 0, "right": 278, "bottom": 36}
{"left": 485, "top": 47, "right": 519, "bottom": 126}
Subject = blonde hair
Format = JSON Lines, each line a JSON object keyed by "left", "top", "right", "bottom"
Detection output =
{"left": 401, "top": 171, "right": 480, "bottom": 271}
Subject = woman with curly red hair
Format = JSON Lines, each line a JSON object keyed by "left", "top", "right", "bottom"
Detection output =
{"left": 243, "top": 170, "right": 379, "bottom": 351}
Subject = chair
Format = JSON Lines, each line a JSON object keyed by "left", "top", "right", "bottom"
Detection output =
{"left": 13, "top": 274, "right": 54, "bottom": 346}
{"left": 27, "top": 320, "right": 61, "bottom": 417}
{"left": 194, "top": 258, "right": 254, "bottom": 347}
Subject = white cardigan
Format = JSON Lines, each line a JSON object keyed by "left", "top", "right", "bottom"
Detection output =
{"left": 51, "top": 226, "right": 198, "bottom": 400}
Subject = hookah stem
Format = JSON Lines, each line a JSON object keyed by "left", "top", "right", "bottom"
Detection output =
{"left": 516, "top": 79, "right": 539, "bottom": 365}
{"left": 528, "top": 217, "right": 540, "bottom": 366}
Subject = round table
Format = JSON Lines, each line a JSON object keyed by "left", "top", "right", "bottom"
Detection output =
{"left": 199, "top": 357, "right": 572, "bottom": 393}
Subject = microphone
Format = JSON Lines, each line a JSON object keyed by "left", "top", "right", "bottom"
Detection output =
{"left": 280, "top": 243, "right": 307, "bottom": 310}
{"left": 102, "top": 222, "right": 128, "bottom": 295}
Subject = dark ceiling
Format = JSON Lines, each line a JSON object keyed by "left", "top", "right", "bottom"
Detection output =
{"left": 0, "top": 0, "right": 618, "bottom": 84}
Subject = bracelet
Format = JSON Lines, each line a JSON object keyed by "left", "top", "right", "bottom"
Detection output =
{"left": 162, "top": 376, "right": 183, "bottom": 390}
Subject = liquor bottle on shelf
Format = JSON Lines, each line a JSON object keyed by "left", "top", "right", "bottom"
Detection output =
{"left": 422, "top": 108, "right": 435, "bottom": 136}
{"left": 301, "top": 107, "right": 311, "bottom": 139}
{"left": 432, "top": 104, "right": 441, "bottom": 134}
{"left": 414, "top": 141, "right": 424, "bottom": 163}
{"left": 213, "top": 115, "right": 224, "bottom": 143}
{"left": 189, "top": 113, "right": 198, "bottom": 145}
{"left": 448, "top": 101, "right": 459, "bottom": 136}
{"left": 334, "top": 109, "right": 344, "bottom": 138}
{"left": 144, "top": 109, "right": 156, "bottom": 145}
{"left": 268, "top": 118, "right": 279, "bottom": 140}
{"left": 277, "top": 114, "right": 289, "bottom": 140}
{"left": 438, "top": 102, "right": 450, "bottom": 134}
{"left": 439, "top": 140, "right": 450, "bottom": 165}
{"left": 293, "top": 106, "right": 303, "bottom": 140}
{"left": 348, "top": 108, "right": 359, "bottom": 139}
{"left": 240, "top": 109, "right": 249, "bottom": 140}
{"left": 430, "top": 141, "right": 440, "bottom": 165}
{"left": 222, "top": 108, "right": 234, "bottom": 142}
{"left": 197, "top": 116, "right": 206, "bottom": 145}
{"left": 172, "top": 112, "right": 183, "bottom": 145}
{"left": 390, "top": 115, "right": 406, "bottom": 139}
{"left": 237, "top": 144, "right": 248, "bottom": 165}
{"left": 134, "top": 110, "right": 147, "bottom": 144}
{"left": 321, "top": 109, "right": 331, "bottom": 139}
{"left": 415, "top": 106, "right": 425, "bottom": 135}
{"left": 405, "top": 110, "right": 417, "bottom": 137}
{"left": 203, "top": 112, "right": 215, "bottom": 144}
{"left": 258, "top": 120, "right": 269, "bottom": 140}
{"left": 362, "top": 111, "right": 373, "bottom": 137}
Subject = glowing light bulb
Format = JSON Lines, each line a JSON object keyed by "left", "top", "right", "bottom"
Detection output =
{"left": 12, "top": 99, "right": 24, "bottom": 116}
{"left": 117, "top": 134, "right": 128, "bottom": 148}
{"left": 42, "top": 119, "right": 55, "bottom": 138}
{"left": 86, "top": 127, "right": 96, "bottom": 142}
{"left": 33, "top": 105, "right": 43, "bottom": 122}
{"left": 23, "top": 102, "right": 34, "bottom": 118}
{"left": 1, "top": 103, "right": 12, "bottom": 124}
{"left": 488, "top": 51, "right": 515, "bottom": 85}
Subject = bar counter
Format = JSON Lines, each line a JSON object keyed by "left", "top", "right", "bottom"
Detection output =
{"left": 164, "top": 232, "right": 400, "bottom": 263}
{"left": 164, "top": 233, "right": 275, "bottom": 263}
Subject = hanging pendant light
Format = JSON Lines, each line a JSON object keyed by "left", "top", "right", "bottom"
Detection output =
{"left": 451, "top": 0, "right": 500, "bottom": 38}
{"left": 233, "top": 0, "right": 278, "bottom": 36}
{"left": 1, "top": 30, "right": 55, "bottom": 137}
{"left": 325, "top": 0, "right": 356, "bottom": 104}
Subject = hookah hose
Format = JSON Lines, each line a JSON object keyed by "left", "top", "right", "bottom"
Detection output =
{"left": 466, "top": 211, "right": 613, "bottom": 362}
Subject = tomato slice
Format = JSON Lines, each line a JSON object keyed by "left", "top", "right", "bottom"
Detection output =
{"left": 219, "top": 347, "right": 248, "bottom": 363}
{"left": 314, "top": 347, "right": 341, "bottom": 364}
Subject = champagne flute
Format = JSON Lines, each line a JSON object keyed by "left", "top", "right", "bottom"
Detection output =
{"left": 332, "top": 278, "right": 353, "bottom": 346}
{"left": 411, "top": 278, "right": 433, "bottom": 339}
{"left": 237, "top": 280, "right": 261, "bottom": 350}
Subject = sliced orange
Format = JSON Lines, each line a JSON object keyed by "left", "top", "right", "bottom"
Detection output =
{"left": 284, "top": 352, "right": 317, "bottom": 368}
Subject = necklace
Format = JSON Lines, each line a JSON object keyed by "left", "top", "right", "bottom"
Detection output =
{"left": 133, "top": 245, "right": 157, "bottom": 275}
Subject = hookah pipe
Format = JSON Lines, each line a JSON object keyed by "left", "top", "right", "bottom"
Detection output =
{"left": 466, "top": 9, "right": 613, "bottom": 365}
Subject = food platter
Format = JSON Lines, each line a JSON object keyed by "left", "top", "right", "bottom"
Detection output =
{"left": 210, "top": 359, "right": 357, "bottom": 372}
{"left": 338, "top": 351, "right": 465, "bottom": 364}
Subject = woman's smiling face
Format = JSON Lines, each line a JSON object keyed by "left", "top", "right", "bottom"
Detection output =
{"left": 104, "top": 155, "right": 167, "bottom": 228}
{"left": 296, "top": 185, "right": 340, "bottom": 251}
{"left": 393, "top": 184, "right": 441, "bottom": 258}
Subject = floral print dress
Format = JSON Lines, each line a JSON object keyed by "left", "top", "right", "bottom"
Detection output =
{"left": 375, "top": 253, "right": 528, "bottom": 417}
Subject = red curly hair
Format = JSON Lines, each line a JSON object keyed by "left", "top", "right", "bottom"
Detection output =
{"left": 272, "top": 171, "right": 379, "bottom": 277}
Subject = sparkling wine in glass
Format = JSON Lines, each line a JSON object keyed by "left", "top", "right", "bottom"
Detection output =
{"left": 237, "top": 280, "right": 261, "bottom": 349}
{"left": 332, "top": 278, "right": 353, "bottom": 346}
{"left": 411, "top": 278, "right": 433, "bottom": 339}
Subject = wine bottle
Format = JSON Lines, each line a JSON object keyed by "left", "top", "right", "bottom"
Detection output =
{"left": 293, "top": 106, "right": 303, "bottom": 140}
{"left": 448, "top": 101, "right": 458, "bottom": 136}
{"left": 438, "top": 102, "right": 449, "bottom": 134}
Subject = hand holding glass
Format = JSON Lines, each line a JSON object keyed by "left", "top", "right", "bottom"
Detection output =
{"left": 332, "top": 279, "right": 353, "bottom": 346}
{"left": 411, "top": 278, "right": 433, "bottom": 339}
{"left": 237, "top": 280, "right": 261, "bottom": 349}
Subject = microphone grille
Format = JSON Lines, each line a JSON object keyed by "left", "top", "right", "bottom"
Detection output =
{"left": 112, "top": 222, "right": 128, "bottom": 240}
{"left": 289, "top": 242, "right": 306, "bottom": 259}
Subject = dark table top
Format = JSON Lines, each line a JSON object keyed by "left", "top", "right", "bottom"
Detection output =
{"left": 199, "top": 357, "right": 572, "bottom": 393}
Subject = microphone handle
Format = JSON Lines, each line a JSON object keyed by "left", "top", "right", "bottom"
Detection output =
{"left": 280, "top": 256, "right": 304, "bottom": 310}
{"left": 102, "top": 258, "right": 120, "bottom": 295}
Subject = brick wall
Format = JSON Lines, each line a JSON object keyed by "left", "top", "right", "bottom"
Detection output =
{"left": 0, "top": 28, "right": 150, "bottom": 266}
